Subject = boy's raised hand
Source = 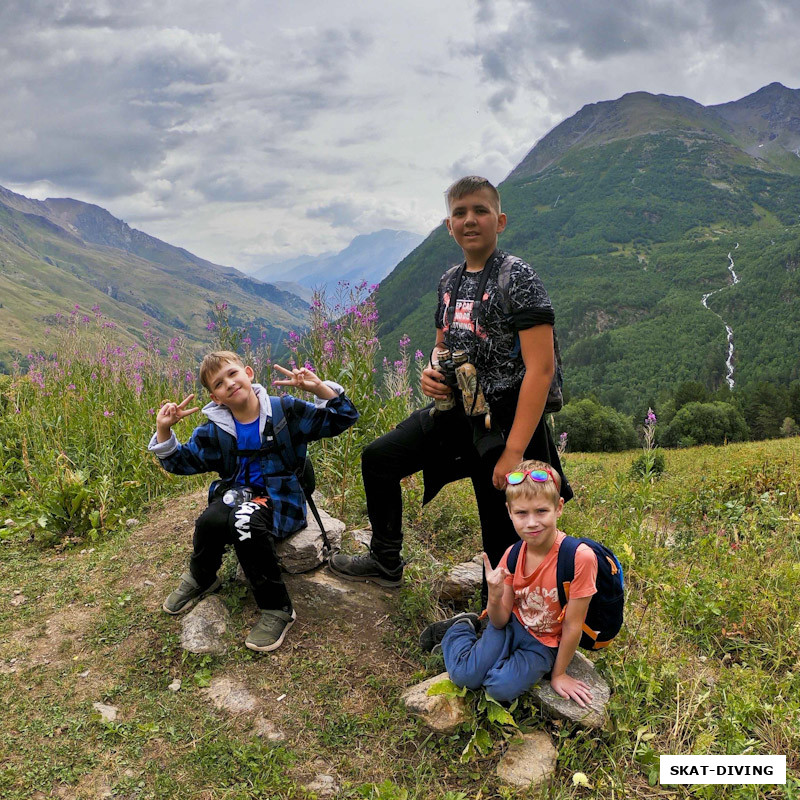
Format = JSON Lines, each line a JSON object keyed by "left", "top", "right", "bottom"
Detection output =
{"left": 482, "top": 552, "right": 510, "bottom": 592}
{"left": 156, "top": 394, "right": 199, "bottom": 437}
{"left": 272, "top": 364, "right": 336, "bottom": 400}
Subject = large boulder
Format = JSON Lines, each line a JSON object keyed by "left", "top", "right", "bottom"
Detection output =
{"left": 496, "top": 731, "right": 557, "bottom": 787}
{"left": 439, "top": 557, "right": 483, "bottom": 605}
{"left": 400, "top": 671, "right": 469, "bottom": 732}
{"left": 275, "top": 508, "right": 345, "bottom": 573}
{"left": 532, "top": 651, "right": 610, "bottom": 728}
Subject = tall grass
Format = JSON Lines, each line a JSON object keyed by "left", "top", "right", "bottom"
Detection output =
{"left": 0, "top": 287, "right": 425, "bottom": 542}
{"left": 0, "top": 307, "right": 208, "bottom": 543}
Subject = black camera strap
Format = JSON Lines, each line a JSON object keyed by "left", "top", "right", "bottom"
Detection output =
{"left": 444, "top": 250, "right": 501, "bottom": 337}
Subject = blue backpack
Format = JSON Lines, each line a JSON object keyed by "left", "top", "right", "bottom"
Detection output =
{"left": 506, "top": 535, "right": 624, "bottom": 650}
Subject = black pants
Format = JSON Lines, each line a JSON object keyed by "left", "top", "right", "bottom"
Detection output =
{"left": 189, "top": 498, "right": 291, "bottom": 611}
{"left": 364, "top": 402, "right": 571, "bottom": 599}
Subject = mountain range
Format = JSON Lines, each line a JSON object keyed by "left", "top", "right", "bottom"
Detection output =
{"left": 250, "top": 229, "right": 424, "bottom": 299}
{"left": 0, "top": 185, "right": 312, "bottom": 369}
{"left": 375, "top": 82, "right": 800, "bottom": 413}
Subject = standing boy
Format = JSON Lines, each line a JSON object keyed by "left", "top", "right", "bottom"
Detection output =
{"left": 149, "top": 352, "right": 358, "bottom": 651}
{"left": 330, "top": 176, "right": 571, "bottom": 593}
{"left": 421, "top": 460, "right": 595, "bottom": 705}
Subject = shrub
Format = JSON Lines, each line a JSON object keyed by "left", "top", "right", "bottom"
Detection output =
{"left": 661, "top": 401, "right": 749, "bottom": 447}
{"left": 630, "top": 448, "right": 666, "bottom": 479}
{"left": 553, "top": 398, "right": 638, "bottom": 452}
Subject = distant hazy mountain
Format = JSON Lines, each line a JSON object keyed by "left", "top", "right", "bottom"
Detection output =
{"left": 376, "top": 82, "right": 800, "bottom": 411}
{"left": 0, "top": 185, "right": 308, "bottom": 369}
{"left": 252, "top": 229, "right": 425, "bottom": 295}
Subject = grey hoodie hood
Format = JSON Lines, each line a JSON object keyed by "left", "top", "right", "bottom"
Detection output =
{"left": 201, "top": 383, "right": 271, "bottom": 439}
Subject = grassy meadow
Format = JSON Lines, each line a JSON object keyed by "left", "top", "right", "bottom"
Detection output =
{"left": 0, "top": 296, "right": 799, "bottom": 799}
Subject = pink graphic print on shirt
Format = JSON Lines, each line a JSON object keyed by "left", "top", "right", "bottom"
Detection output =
{"left": 514, "top": 584, "right": 560, "bottom": 634}
{"left": 442, "top": 291, "right": 489, "bottom": 341}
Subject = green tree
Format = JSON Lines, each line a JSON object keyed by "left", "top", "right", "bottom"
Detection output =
{"left": 553, "top": 398, "right": 637, "bottom": 452}
{"left": 661, "top": 401, "right": 749, "bottom": 447}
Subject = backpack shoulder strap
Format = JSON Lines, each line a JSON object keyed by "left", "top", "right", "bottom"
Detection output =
{"left": 443, "top": 262, "right": 467, "bottom": 328}
{"left": 505, "top": 540, "right": 524, "bottom": 573}
{"left": 269, "top": 395, "right": 299, "bottom": 472}
{"left": 555, "top": 535, "right": 580, "bottom": 608}
{"left": 495, "top": 252, "right": 517, "bottom": 316}
{"left": 272, "top": 395, "right": 330, "bottom": 551}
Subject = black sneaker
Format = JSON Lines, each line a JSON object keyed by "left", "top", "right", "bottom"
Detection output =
{"left": 419, "top": 612, "right": 480, "bottom": 653}
{"left": 327, "top": 552, "right": 403, "bottom": 588}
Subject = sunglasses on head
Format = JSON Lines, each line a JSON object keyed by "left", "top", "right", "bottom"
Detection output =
{"left": 505, "top": 467, "right": 556, "bottom": 486}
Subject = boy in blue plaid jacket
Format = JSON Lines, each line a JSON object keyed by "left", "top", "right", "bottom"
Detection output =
{"left": 148, "top": 350, "right": 358, "bottom": 652}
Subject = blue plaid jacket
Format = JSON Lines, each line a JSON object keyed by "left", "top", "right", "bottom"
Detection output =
{"left": 148, "top": 383, "right": 358, "bottom": 537}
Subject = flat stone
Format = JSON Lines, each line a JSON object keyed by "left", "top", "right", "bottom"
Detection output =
{"left": 92, "top": 702, "right": 119, "bottom": 723}
{"left": 276, "top": 508, "right": 345, "bottom": 573}
{"left": 253, "top": 716, "right": 286, "bottom": 741}
{"left": 401, "top": 671, "right": 469, "bottom": 732}
{"left": 531, "top": 652, "right": 609, "bottom": 728}
{"left": 168, "top": 679, "right": 182, "bottom": 692}
{"left": 304, "top": 774, "right": 338, "bottom": 796}
{"left": 496, "top": 731, "right": 557, "bottom": 787}
{"left": 180, "top": 596, "right": 230, "bottom": 654}
{"left": 439, "top": 560, "right": 483, "bottom": 605}
{"left": 204, "top": 677, "right": 258, "bottom": 714}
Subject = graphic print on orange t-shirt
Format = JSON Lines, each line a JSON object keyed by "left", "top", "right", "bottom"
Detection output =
{"left": 499, "top": 531, "right": 597, "bottom": 647}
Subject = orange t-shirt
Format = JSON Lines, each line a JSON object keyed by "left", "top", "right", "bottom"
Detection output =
{"left": 498, "top": 531, "right": 597, "bottom": 647}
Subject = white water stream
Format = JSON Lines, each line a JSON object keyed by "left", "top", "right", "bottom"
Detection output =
{"left": 700, "top": 243, "right": 740, "bottom": 389}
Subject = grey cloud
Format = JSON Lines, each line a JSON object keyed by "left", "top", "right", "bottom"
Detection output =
{"left": 468, "top": 0, "right": 800, "bottom": 110}
{"left": 306, "top": 200, "right": 358, "bottom": 227}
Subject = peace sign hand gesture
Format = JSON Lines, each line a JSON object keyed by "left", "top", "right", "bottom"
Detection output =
{"left": 482, "top": 552, "right": 511, "bottom": 597}
{"left": 272, "top": 364, "right": 337, "bottom": 400}
{"left": 156, "top": 394, "right": 200, "bottom": 440}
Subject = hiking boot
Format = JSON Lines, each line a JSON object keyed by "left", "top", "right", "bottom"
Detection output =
{"left": 419, "top": 612, "right": 480, "bottom": 654}
{"left": 162, "top": 572, "right": 221, "bottom": 615}
{"left": 245, "top": 608, "right": 297, "bottom": 652}
{"left": 327, "top": 552, "right": 403, "bottom": 588}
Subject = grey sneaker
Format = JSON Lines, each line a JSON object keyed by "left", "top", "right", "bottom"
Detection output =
{"left": 327, "top": 552, "right": 403, "bottom": 588}
{"left": 419, "top": 612, "right": 480, "bottom": 654}
{"left": 245, "top": 608, "right": 297, "bottom": 652}
{"left": 162, "top": 572, "right": 221, "bottom": 615}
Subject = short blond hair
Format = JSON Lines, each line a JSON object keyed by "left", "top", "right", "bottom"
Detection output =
{"left": 504, "top": 459, "right": 561, "bottom": 507}
{"left": 199, "top": 350, "right": 245, "bottom": 391}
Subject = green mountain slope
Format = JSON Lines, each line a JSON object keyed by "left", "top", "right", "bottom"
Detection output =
{"left": 0, "top": 186, "right": 308, "bottom": 370}
{"left": 376, "top": 83, "right": 800, "bottom": 412}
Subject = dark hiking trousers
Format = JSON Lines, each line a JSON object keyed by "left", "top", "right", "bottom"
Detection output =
{"left": 190, "top": 498, "right": 291, "bottom": 611}
{"left": 363, "top": 401, "right": 571, "bottom": 603}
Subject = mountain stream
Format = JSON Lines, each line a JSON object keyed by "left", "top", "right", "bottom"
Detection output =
{"left": 700, "top": 243, "right": 740, "bottom": 389}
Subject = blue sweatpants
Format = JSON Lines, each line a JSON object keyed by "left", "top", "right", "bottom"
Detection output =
{"left": 441, "top": 615, "right": 558, "bottom": 703}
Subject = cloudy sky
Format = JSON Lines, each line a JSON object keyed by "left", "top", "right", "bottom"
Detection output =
{"left": 2, "top": 0, "right": 799, "bottom": 271}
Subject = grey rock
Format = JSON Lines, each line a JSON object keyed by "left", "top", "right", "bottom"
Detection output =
{"left": 532, "top": 651, "right": 609, "bottom": 728}
{"left": 350, "top": 528, "right": 372, "bottom": 549}
{"left": 204, "top": 677, "right": 258, "bottom": 714}
{"left": 168, "top": 679, "right": 182, "bottom": 692}
{"left": 304, "top": 774, "right": 338, "bottom": 796}
{"left": 253, "top": 716, "right": 286, "bottom": 741}
{"left": 496, "top": 731, "right": 557, "bottom": 787}
{"left": 180, "top": 596, "right": 230, "bottom": 654}
{"left": 276, "top": 508, "right": 345, "bottom": 573}
{"left": 401, "top": 671, "right": 469, "bottom": 732}
{"left": 439, "top": 560, "right": 483, "bottom": 604}
{"left": 92, "top": 702, "right": 119, "bottom": 722}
